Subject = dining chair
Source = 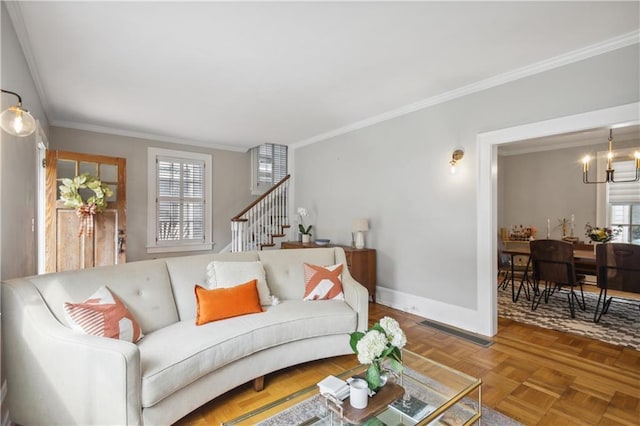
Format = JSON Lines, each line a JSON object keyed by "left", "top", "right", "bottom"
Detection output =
{"left": 530, "top": 239, "right": 586, "bottom": 318}
{"left": 594, "top": 243, "right": 640, "bottom": 323}
{"left": 498, "top": 238, "right": 532, "bottom": 302}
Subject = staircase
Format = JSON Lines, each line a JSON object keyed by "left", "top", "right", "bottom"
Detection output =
{"left": 231, "top": 175, "right": 291, "bottom": 252}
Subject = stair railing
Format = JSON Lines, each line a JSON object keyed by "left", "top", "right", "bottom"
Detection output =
{"left": 231, "top": 174, "right": 290, "bottom": 252}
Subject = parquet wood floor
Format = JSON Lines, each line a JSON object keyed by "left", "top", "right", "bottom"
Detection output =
{"left": 175, "top": 299, "right": 640, "bottom": 425}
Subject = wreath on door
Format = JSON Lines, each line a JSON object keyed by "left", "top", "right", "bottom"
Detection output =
{"left": 59, "top": 173, "right": 113, "bottom": 237}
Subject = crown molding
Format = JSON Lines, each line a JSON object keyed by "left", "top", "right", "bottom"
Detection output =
{"left": 291, "top": 30, "right": 640, "bottom": 150}
{"left": 51, "top": 120, "right": 248, "bottom": 152}
{"left": 4, "top": 1, "right": 53, "bottom": 124}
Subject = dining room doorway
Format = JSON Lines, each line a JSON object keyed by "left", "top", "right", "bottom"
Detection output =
{"left": 475, "top": 102, "right": 640, "bottom": 336}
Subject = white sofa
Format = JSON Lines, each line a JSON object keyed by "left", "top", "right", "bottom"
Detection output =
{"left": 2, "top": 247, "right": 369, "bottom": 425}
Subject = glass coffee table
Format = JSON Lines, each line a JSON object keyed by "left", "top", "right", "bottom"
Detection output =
{"left": 222, "top": 350, "right": 482, "bottom": 425}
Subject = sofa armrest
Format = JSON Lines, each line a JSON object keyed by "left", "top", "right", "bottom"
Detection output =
{"left": 334, "top": 248, "right": 369, "bottom": 332}
{"left": 2, "top": 280, "right": 142, "bottom": 426}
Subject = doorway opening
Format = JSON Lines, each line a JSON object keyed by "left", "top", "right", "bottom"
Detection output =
{"left": 475, "top": 102, "right": 640, "bottom": 336}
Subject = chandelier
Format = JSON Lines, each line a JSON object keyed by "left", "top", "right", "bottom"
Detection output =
{"left": 582, "top": 129, "right": 640, "bottom": 184}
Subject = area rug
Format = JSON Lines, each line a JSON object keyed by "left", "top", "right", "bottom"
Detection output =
{"left": 258, "top": 367, "right": 521, "bottom": 426}
{"left": 498, "top": 286, "right": 640, "bottom": 350}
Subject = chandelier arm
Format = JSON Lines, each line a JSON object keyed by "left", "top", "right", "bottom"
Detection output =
{"left": 610, "top": 167, "right": 640, "bottom": 183}
{"left": 583, "top": 171, "right": 609, "bottom": 184}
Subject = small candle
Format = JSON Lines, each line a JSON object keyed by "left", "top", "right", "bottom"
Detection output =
{"left": 547, "top": 218, "right": 550, "bottom": 239}
{"left": 571, "top": 214, "right": 575, "bottom": 236}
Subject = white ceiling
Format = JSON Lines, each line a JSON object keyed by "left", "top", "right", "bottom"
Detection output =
{"left": 7, "top": 1, "right": 640, "bottom": 151}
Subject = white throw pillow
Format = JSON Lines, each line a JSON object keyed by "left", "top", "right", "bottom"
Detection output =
{"left": 206, "top": 260, "right": 272, "bottom": 306}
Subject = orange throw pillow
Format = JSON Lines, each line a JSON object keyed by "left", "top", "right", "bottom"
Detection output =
{"left": 195, "top": 279, "right": 263, "bottom": 325}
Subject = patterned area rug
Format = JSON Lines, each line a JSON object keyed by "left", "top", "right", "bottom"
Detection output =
{"left": 498, "top": 286, "right": 640, "bottom": 350}
{"left": 258, "top": 367, "right": 521, "bottom": 426}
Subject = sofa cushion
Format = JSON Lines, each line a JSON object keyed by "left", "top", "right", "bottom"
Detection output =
{"left": 138, "top": 299, "right": 356, "bottom": 407}
{"left": 195, "top": 280, "right": 263, "bottom": 325}
{"left": 258, "top": 248, "right": 338, "bottom": 300}
{"left": 63, "top": 286, "right": 144, "bottom": 342}
{"left": 303, "top": 263, "right": 345, "bottom": 301}
{"left": 207, "top": 261, "right": 272, "bottom": 305}
{"left": 164, "top": 252, "right": 260, "bottom": 321}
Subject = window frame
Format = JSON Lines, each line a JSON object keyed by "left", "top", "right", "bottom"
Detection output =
{"left": 596, "top": 147, "right": 640, "bottom": 244}
{"left": 147, "top": 147, "right": 213, "bottom": 253}
{"left": 250, "top": 143, "right": 288, "bottom": 195}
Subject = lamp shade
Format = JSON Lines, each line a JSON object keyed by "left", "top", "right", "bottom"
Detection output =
{"left": 0, "top": 105, "right": 36, "bottom": 137}
{"left": 352, "top": 219, "right": 369, "bottom": 232}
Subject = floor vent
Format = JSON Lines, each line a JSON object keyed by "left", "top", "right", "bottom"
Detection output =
{"left": 418, "top": 319, "right": 493, "bottom": 347}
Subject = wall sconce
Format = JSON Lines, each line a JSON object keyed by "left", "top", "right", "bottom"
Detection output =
{"left": 1, "top": 89, "right": 37, "bottom": 137}
{"left": 352, "top": 218, "right": 369, "bottom": 249}
{"left": 449, "top": 149, "right": 464, "bottom": 174}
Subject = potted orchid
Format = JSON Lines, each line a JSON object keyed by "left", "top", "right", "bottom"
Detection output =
{"left": 350, "top": 317, "right": 406, "bottom": 390}
{"left": 297, "top": 207, "right": 312, "bottom": 242}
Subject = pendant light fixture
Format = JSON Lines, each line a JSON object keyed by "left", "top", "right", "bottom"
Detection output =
{"left": 1, "top": 89, "right": 37, "bottom": 137}
{"left": 582, "top": 129, "right": 640, "bottom": 184}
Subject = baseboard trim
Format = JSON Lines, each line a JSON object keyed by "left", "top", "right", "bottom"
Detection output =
{"left": 376, "top": 286, "right": 491, "bottom": 338}
{"left": 419, "top": 319, "right": 493, "bottom": 347}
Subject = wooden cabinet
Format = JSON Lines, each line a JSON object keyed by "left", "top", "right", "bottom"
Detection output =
{"left": 280, "top": 241, "right": 377, "bottom": 303}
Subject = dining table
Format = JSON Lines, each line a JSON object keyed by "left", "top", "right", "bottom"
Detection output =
{"left": 501, "top": 244, "right": 596, "bottom": 302}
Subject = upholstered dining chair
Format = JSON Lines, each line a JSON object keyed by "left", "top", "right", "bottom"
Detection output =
{"left": 530, "top": 239, "right": 586, "bottom": 318}
{"left": 594, "top": 243, "right": 640, "bottom": 323}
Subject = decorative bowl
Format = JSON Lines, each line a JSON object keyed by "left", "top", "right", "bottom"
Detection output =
{"left": 315, "top": 239, "right": 330, "bottom": 246}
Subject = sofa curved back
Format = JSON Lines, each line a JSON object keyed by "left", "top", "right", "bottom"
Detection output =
{"left": 6, "top": 247, "right": 364, "bottom": 334}
{"left": 23, "top": 259, "right": 179, "bottom": 334}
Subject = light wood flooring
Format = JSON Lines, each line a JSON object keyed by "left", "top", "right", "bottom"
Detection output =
{"left": 176, "top": 297, "right": 640, "bottom": 425}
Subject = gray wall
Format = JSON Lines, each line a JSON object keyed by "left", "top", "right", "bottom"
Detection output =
{"left": 498, "top": 140, "right": 639, "bottom": 241}
{"left": 292, "top": 44, "right": 639, "bottom": 311}
{"left": 1, "top": 1, "right": 48, "bottom": 281}
{"left": 1, "top": 2, "right": 50, "bottom": 421}
{"left": 49, "top": 126, "right": 254, "bottom": 261}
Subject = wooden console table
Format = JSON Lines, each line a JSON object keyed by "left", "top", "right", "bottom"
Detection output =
{"left": 280, "top": 241, "right": 377, "bottom": 303}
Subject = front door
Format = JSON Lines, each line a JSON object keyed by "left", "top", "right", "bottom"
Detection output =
{"left": 45, "top": 150, "right": 126, "bottom": 272}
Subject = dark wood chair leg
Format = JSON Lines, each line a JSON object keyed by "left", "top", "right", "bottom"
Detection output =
{"left": 253, "top": 376, "right": 265, "bottom": 392}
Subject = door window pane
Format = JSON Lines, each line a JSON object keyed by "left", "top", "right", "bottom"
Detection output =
{"left": 100, "top": 164, "right": 118, "bottom": 183}
{"left": 79, "top": 161, "right": 98, "bottom": 176}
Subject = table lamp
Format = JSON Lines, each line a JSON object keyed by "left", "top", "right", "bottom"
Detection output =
{"left": 352, "top": 219, "right": 369, "bottom": 249}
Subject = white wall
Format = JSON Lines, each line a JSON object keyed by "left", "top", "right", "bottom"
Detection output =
{"left": 49, "top": 126, "right": 254, "bottom": 261}
{"left": 292, "top": 44, "right": 640, "bottom": 333}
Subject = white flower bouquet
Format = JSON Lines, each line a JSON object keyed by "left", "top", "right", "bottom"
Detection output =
{"left": 350, "top": 316, "right": 406, "bottom": 390}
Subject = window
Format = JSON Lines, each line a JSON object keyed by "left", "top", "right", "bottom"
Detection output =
{"left": 609, "top": 204, "right": 640, "bottom": 244}
{"left": 147, "top": 148, "right": 213, "bottom": 253}
{"left": 250, "top": 143, "right": 287, "bottom": 195}
{"left": 599, "top": 154, "right": 640, "bottom": 245}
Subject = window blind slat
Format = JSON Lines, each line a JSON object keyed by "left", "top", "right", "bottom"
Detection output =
{"left": 156, "top": 155, "right": 206, "bottom": 243}
{"left": 253, "top": 143, "right": 287, "bottom": 189}
{"left": 608, "top": 160, "right": 640, "bottom": 204}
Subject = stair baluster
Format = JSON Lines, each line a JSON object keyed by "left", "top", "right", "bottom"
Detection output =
{"left": 231, "top": 175, "right": 290, "bottom": 252}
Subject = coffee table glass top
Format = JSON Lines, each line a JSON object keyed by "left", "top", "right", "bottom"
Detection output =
{"left": 222, "top": 350, "right": 482, "bottom": 425}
